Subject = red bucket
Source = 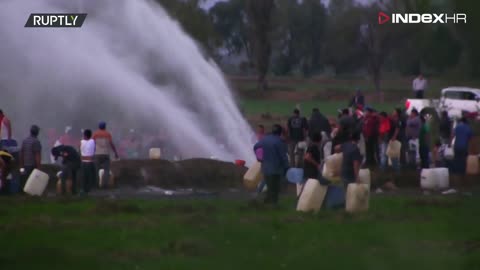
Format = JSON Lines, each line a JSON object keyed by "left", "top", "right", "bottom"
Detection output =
{"left": 235, "top": 160, "right": 246, "bottom": 167}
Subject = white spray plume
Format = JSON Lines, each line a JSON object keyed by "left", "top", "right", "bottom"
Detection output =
{"left": 0, "top": 0, "right": 255, "bottom": 164}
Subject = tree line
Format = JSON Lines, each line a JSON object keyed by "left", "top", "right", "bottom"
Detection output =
{"left": 156, "top": 0, "right": 480, "bottom": 93}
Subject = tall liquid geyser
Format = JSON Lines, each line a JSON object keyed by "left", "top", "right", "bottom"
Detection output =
{"left": 0, "top": 0, "right": 255, "bottom": 163}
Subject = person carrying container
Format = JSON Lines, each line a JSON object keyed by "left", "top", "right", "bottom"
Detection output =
{"left": 20, "top": 125, "right": 42, "bottom": 189}
{"left": 254, "top": 124, "right": 289, "bottom": 205}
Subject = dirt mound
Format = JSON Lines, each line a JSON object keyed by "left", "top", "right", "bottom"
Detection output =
{"left": 39, "top": 159, "right": 247, "bottom": 190}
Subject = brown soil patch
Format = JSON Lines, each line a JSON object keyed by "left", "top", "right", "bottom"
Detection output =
{"left": 40, "top": 158, "right": 247, "bottom": 191}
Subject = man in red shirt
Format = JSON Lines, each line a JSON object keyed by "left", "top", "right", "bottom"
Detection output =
{"left": 378, "top": 112, "right": 391, "bottom": 171}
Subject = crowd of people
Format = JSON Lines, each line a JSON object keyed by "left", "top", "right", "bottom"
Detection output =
{"left": 253, "top": 91, "right": 475, "bottom": 206}
{"left": 0, "top": 111, "right": 178, "bottom": 195}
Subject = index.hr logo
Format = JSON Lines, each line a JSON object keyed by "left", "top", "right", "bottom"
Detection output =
{"left": 25, "top": 14, "right": 87, "bottom": 28}
{"left": 378, "top": 12, "right": 467, "bottom": 24}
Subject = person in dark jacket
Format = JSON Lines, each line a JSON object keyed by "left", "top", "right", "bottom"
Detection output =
{"left": 362, "top": 108, "right": 379, "bottom": 167}
{"left": 51, "top": 145, "right": 81, "bottom": 195}
{"left": 439, "top": 111, "right": 452, "bottom": 145}
{"left": 287, "top": 109, "right": 308, "bottom": 167}
{"left": 308, "top": 108, "right": 331, "bottom": 142}
{"left": 254, "top": 124, "right": 289, "bottom": 204}
{"left": 349, "top": 89, "right": 365, "bottom": 109}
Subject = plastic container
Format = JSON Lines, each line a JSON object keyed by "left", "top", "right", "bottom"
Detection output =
{"left": 286, "top": 168, "right": 304, "bottom": 184}
{"left": 149, "top": 148, "right": 161, "bottom": 159}
{"left": 99, "top": 169, "right": 115, "bottom": 188}
{"left": 323, "top": 141, "right": 332, "bottom": 159}
{"left": 420, "top": 169, "right": 436, "bottom": 190}
{"left": 296, "top": 141, "right": 308, "bottom": 151}
{"left": 436, "top": 168, "right": 450, "bottom": 190}
{"left": 235, "top": 160, "right": 246, "bottom": 167}
{"left": 322, "top": 153, "right": 343, "bottom": 183}
{"left": 358, "top": 169, "right": 371, "bottom": 185}
{"left": 345, "top": 183, "right": 370, "bottom": 213}
{"left": 324, "top": 185, "right": 346, "bottom": 209}
{"left": 386, "top": 140, "right": 402, "bottom": 159}
{"left": 243, "top": 161, "right": 263, "bottom": 190}
{"left": 467, "top": 155, "right": 479, "bottom": 175}
{"left": 296, "top": 179, "right": 327, "bottom": 213}
{"left": 23, "top": 169, "right": 49, "bottom": 196}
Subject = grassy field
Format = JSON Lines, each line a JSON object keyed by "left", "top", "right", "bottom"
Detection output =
{"left": 1, "top": 196, "right": 479, "bottom": 270}
{"left": 241, "top": 99, "right": 400, "bottom": 116}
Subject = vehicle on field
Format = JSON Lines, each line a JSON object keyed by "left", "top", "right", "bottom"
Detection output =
{"left": 405, "top": 87, "right": 480, "bottom": 120}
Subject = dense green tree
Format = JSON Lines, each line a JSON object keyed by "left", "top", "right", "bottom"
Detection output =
{"left": 246, "top": 0, "right": 275, "bottom": 91}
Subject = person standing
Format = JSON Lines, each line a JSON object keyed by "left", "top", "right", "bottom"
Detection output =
{"left": 439, "top": 111, "right": 453, "bottom": 145}
{"left": 80, "top": 129, "right": 96, "bottom": 194}
{"left": 388, "top": 109, "right": 402, "bottom": 172}
{"left": 362, "top": 108, "right": 379, "bottom": 167}
{"left": 308, "top": 108, "right": 331, "bottom": 143}
{"left": 412, "top": 73, "right": 427, "bottom": 99}
{"left": 349, "top": 89, "right": 365, "bottom": 110}
{"left": 0, "top": 110, "right": 12, "bottom": 149}
{"left": 452, "top": 117, "right": 473, "bottom": 180}
{"left": 378, "top": 112, "right": 392, "bottom": 171}
{"left": 303, "top": 132, "right": 321, "bottom": 180}
{"left": 418, "top": 115, "right": 430, "bottom": 169}
{"left": 51, "top": 145, "right": 81, "bottom": 195}
{"left": 254, "top": 124, "right": 289, "bottom": 205}
{"left": 341, "top": 132, "right": 363, "bottom": 186}
{"left": 93, "top": 122, "right": 119, "bottom": 189}
{"left": 19, "top": 125, "right": 42, "bottom": 188}
{"left": 287, "top": 109, "right": 308, "bottom": 167}
{"left": 406, "top": 109, "right": 421, "bottom": 168}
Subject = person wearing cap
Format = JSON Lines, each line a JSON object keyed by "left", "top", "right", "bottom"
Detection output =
{"left": 92, "top": 122, "right": 119, "bottom": 189}
{"left": 20, "top": 125, "right": 42, "bottom": 188}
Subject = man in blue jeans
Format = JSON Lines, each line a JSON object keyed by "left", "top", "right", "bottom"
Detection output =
{"left": 453, "top": 117, "right": 472, "bottom": 184}
{"left": 254, "top": 124, "right": 289, "bottom": 204}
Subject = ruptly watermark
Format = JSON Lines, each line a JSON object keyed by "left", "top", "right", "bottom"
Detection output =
{"left": 25, "top": 13, "right": 87, "bottom": 28}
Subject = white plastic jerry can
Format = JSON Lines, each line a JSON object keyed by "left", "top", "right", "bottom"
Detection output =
{"left": 420, "top": 169, "right": 436, "bottom": 190}
{"left": 322, "top": 153, "right": 343, "bottom": 183}
{"left": 358, "top": 169, "right": 371, "bottom": 185}
{"left": 24, "top": 169, "right": 49, "bottom": 196}
{"left": 149, "top": 148, "right": 161, "bottom": 159}
{"left": 243, "top": 161, "right": 263, "bottom": 191}
{"left": 386, "top": 140, "right": 402, "bottom": 159}
{"left": 435, "top": 168, "right": 449, "bottom": 190}
{"left": 297, "top": 179, "right": 328, "bottom": 213}
{"left": 346, "top": 183, "right": 370, "bottom": 213}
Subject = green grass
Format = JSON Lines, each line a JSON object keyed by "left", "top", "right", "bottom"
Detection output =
{"left": 241, "top": 99, "right": 400, "bottom": 116}
{"left": 1, "top": 196, "right": 479, "bottom": 270}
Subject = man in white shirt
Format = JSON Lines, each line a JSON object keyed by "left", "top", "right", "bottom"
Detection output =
{"left": 412, "top": 73, "right": 427, "bottom": 99}
{"left": 80, "top": 129, "right": 96, "bottom": 194}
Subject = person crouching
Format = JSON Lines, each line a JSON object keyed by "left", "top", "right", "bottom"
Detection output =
{"left": 51, "top": 145, "right": 81, "bottom": 195}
